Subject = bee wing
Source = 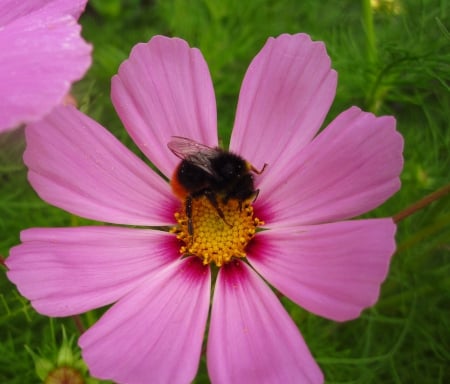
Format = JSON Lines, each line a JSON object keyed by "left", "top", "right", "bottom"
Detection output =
{"left": 167, "top": 136, "right": 219, "bottom": 175}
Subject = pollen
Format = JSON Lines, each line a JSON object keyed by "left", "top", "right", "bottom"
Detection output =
{"left": 171, "top": 196, "right": 263, "bottom": 267}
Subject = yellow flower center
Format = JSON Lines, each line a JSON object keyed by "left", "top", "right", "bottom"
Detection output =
{"left": 172, "top": 196, "right": 263, "bottom": 267}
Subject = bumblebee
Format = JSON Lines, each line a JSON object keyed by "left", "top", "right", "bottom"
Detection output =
{"left": 168, "top": 136, "right": 265, "bottom": 235}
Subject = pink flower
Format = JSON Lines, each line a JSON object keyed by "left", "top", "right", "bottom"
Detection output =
{"left": 6, "top": 34, "right": 403, "bottom": 383}
{"left": 0, "top": 0, "right": 92, "bottom": 132}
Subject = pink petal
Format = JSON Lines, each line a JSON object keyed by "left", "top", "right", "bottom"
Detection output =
{"left": 258, "top": 107, "right": 404, "bottom": 227}
{"left": 24, "top": 105, "right": 177, "bottom": 226}
{"left": 6, "top": 227, "right": 177, "bottom": 316}
{"left": 230, "top": 33, "right": 336, "bottom": 173}
{"left": 0, "top": 1, "right": 91, "bottom": 132}
{"left": 79, "top": 257, "right": 211, "bottom": 384}
{"left": 112, "top": 36, "right": 218, "bottom": 178}
{"left": 207, "top": 260, "right": 323, "bottom": 384}
{"left": 0, "top": 0, "right": 87, "bottom": 25}
{"left": 248, "top": 219, "right": 396, "bottom": 321}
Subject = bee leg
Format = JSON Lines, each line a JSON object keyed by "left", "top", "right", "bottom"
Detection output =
{"left": 185, "top": 196, "right": 194, "bottom": 236}
{"left": 250, "top": 163, "right": 268, "bottom": 174}
{"left": 252, "top": 189, "right": 260, "bottom": 202}
{"left": 236, "top": 189, "right": 260, "bottom": 212}
{"left": 204, "top": 190, "right": 233, "bottom": 228}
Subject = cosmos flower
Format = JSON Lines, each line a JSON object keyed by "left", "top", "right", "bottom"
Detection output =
{"left": 6, "top": 34, "right": 403, "bottom": 383}
{"left": 0, "top": 0, "right": 92, "bottom": 132}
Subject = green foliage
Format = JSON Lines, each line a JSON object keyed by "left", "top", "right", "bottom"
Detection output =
{"left": 1, "top": 0, "right": 449, "bottom": 382}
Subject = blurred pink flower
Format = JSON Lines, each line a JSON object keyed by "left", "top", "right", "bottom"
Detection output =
{"left": 6, "top": 34, "right": 403, "bottom": 383}
{"left": 0, "top": 0, "right": 92, "bottom": 132}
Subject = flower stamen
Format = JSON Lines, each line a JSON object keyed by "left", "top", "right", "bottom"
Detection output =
{"left": 172, "top": 196, "right": 263, "bottom": 267}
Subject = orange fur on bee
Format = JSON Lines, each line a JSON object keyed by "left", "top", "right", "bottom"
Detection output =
{"left": 170, "top": 165, "right": 188, "bottom": 200}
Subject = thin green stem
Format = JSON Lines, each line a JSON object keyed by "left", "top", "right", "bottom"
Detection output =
{"left": 71, "top": 315, "right": 86, "bottom": 334}
{"left": 393, "top": 184, "right": 450, "bottom": 223}
{"left": 396, "top": 213, "right": 450, "bottom": 254}
{"left": 362, "top": 0, "right": 377, "bottom": 65}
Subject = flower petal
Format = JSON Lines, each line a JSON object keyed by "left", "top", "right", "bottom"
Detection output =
{"left": 6, "top": 227, "right": 177, "bottom": 316}
{"left": 248, "top": 219, "right": 396, "bottom": 321}
{"left": 24, "top": 105, "right": 177, "bottom": 225}
{"left": 79, "top": 257, "right": 211, "bottom": 384}
{"left": 207, "top": 260, "right": 323, "bottom": 384}
{"left": 230, "top": 33, "right": 336, "bottom": 172}
{"left": 258, "top": 107, "right": 404, "bottom": 227}
{"left": 112, "top": 36, "right": 218, "bottom": 178}
{"left": 0, "top": 1, "right": 91, "bottom": 132}
{"left": 0, "top": 0, "right": 87, "bottom": 24}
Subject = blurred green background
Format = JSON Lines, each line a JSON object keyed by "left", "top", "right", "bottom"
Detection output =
{"left": 1, "top": 0, "right": 449, "bottom": 383}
